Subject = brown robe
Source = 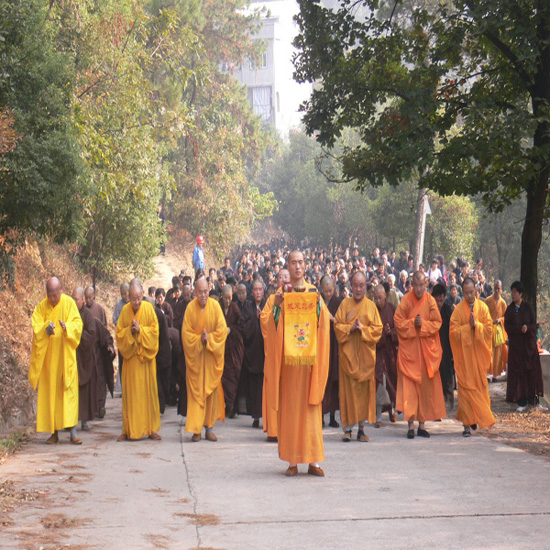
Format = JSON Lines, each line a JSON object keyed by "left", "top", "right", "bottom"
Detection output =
{"left": 239, "top": 298, "right": 266, "bottom": 419}
{"left": 77, "top": 306, "right": 98, "bottom": 423}
{"left": 94, "top": 318, "right": 115, "bottom": 399}
{"left": 221, "top": 301, "right": 244, "bottom": 414}
{"left": 322, "top": 295, "right": 342, "bottom": 415}
{"left": 504, "top": 301, "right": 544, "bottom": 403}
{"left": 175, "top": 301, "right": 189, "bottom": 417}
{"left": 87, "top": 301, "right": 108, "bottom": 408}
{"left": 87, "top": 301, "right": 107, "bottom": 327}
{"left": 375, "top": 301, "right": 398, "bottom": 407}
{"left": 160, "top": 301, "right": 174, "bottom": 328}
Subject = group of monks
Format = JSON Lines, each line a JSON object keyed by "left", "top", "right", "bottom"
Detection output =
{"left": 29, "top": 247, "right": 545, "bottom": 477}
{"left": 29, "top": 280, "right": 114, "bottom": 444}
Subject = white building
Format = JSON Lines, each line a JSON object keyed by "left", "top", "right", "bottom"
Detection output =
{"left": 232, "top": 0, "right": 313, "bottom": 139}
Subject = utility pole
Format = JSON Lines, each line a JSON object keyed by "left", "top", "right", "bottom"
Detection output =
{"left": 413, "top": 187, "right": 431, "bottom": 271}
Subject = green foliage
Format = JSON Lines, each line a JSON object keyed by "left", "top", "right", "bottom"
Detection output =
{"left": 264, "top": 131, "right": 479, "bottom": 263}
{"left": 160, "top": 0, "right": 276, "bottom": 255}
{"left": 0, "top": 0, "right": 85, "bottom": 286}
{"left": 425, "top": 194, "right": 478, "bottom": 265}
{"left": 295, "top": 0, "right": 550, "bottom": 307}
{"left": 0, "top": 0, "right": 275, "bottom": 281}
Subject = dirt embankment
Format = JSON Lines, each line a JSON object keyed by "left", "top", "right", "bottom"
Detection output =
{"left": 0, "top": 239, "right": 98, "bottom": 433}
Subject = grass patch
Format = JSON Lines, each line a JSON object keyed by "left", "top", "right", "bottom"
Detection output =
{"left": 0, "top": 427, "right": 32, "bottom": 463}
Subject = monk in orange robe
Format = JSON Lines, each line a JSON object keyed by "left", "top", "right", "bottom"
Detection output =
{"left": 116, "top": 279, "right": 161, "bottom": 441}
{"left": 484, "top": 280, "right": 508, "bottom": 379}
{"left": 450, "top": 278, "right": 495, "bottom": 436}
{"left": 260, "top": 251, "right": 329, "bottom": 477}
{"left": 334, "top": 271, "right": 382, "bottom": 442}
{"left": 394, "top": 271, "right": 446, "bottom": 439}
{"left": 260, "top": 268, "right": 291, "bottom": 442}
{"left": 182, "top": 278, "right": 227, "bottom": 442}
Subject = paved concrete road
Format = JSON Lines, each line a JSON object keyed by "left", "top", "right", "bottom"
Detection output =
{"left": 2, "top": 396, "right": 550, "bottom": 550}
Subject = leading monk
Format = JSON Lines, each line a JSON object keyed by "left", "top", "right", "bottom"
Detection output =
{"left": 29, "top": 277, "right": 83, "bottom": 444}
{"left": 394, "top": 271, "right": 446, "bottom": 439}
{"left": 115, "top": 279, "right": 161, "bottom": 441}
{"left": 260, "top": 251, "right": 330, "bottom": 477}
{"left": 260, "top": 268, "right": 291, "bottom": 442}
{"left": 449, "top": 278, "right": 495, "bottom": 437}
{"left": 182, "top": 278, "right": 228, "bottom": 442}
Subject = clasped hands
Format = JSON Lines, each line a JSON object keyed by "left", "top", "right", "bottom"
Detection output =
{"left": 201, "top": 329, "right": 209, "bottom": 343}
{"left": 131, "top": 319, "right": 140, "bottom": 335}
{"left": 46, "top": 320, "right": 67, "bottom": 335}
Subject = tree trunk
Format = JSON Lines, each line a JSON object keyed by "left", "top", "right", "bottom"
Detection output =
{"left": 521, "top": 174, "right": 548, "bottom": 317}
{"left": 522, "top": 16, "right": 550, "bottom": 316}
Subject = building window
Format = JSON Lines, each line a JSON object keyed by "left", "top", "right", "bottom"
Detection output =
{"left": 249, "top": 52, "right": 268, "bottom": 70}
{"left": 249, "top": 86, "right": 272, "bottom": 121}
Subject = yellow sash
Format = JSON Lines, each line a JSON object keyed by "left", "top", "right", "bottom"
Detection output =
{"left": 284, "top": 291, "right": 318, "bottom": 366}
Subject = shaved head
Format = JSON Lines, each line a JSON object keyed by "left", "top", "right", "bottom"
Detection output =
{"left": 412, "top": 271, "right": 426, "bottom": 299}
{"left": 350, "top": 270, "right": 366, "bottom": 285}
{"left": 195, "top": 277, "right": 208, "bottom": 292}
{"left": 46, "top": 277, "right": 61, "bottom": 292}
{"left": 119, "top": 282, "right": 129, "bottom": 302}
{"left": 221, "top": 283, "right": 233, "bottom": 309}
{"left": 73, "top": 286, "right": 84, "bottom": 299}
{"left": 222, "top": 285, "right": 232, "bottom": 297}
{"left": 84, "top": 285, "right": 95, "bottom": 307}
{"left": 46, "top": 277, "right": 62, "bottom": 307}
{"left": 195, "top": 277, "right": 209, "bottom": 308}
{"left": 287, "top": 251, "right": 305, "bottom": 284}
{"left": 129, "top": 278, "right": 144, "bottom": 313}
{"left": 373, "top": 284, "right": 386, "bottom": 310}
{"left": 72, "top": 287, "right": 85, "bottom": 310}
{"left": 129, "top": 278, "right": 143, "bottom": 293}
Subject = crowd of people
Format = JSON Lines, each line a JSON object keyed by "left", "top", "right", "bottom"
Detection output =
{"left": 29, "top": 236, "right": 546, "bottom": 476}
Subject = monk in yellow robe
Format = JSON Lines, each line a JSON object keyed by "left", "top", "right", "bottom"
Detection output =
{"left": 260, "top": 251, "right": 329, "bottom": 477}
{"left": 450, "top": 278, "right": 495, "bottom": 436}
{"left": 260, "top": 268, "right": 291, "bottom": 442}
{"left": 485, "top": 280, "right": 508, "bottom": 379}
{"left": 334, "top": 271, "right": 382, "bottom": 442}
{"left": 116, "top": 279, "right": 161, "bottom": 441}
{"left": 29, "top": 277, "right": 83, "bottom": 444}
{"left": 395, "top": 271, "right": 446, "bottom": 439}
{"left": 182, "top": 278, "right": 227, "bottom": 442}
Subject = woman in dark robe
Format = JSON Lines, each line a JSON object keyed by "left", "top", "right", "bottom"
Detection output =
{"left": 504, "top": 280, "right": 544, "bottom": 411}
{"left": 320, "top": 276, "right": 342, "bottom": 427}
